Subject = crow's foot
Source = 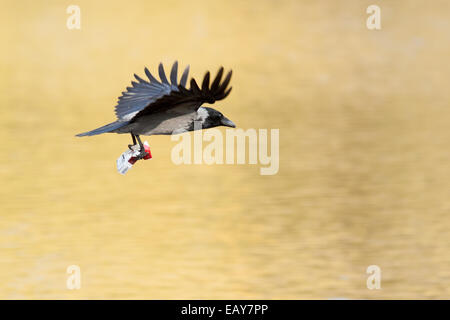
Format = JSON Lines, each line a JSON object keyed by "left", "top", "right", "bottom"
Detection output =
{"left": 128, "top": 144, "right": 148, "bottom": 159}
{"left": 135, "top": 149, "right": 149, "bottom": 160}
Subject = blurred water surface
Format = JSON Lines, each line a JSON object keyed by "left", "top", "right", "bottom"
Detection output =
{"left": 1, "top": 0, "right": 450, "bottom": 298}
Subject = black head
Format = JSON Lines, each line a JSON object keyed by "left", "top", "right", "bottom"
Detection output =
{"left": 197, "top": 107, "right": 236, "bottom": 129}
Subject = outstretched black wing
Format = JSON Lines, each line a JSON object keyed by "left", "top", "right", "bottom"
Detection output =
{"left": 114, "top": 61, "right": 190, "bottom": 120}
{"left": 116, "top": 63, "right": 232, "bottom": 122}
{"left": 130, "top": 67, "right": 232, "bottom": 121}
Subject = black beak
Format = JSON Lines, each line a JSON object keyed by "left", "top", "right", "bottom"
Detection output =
{"left": 221, "top": 117, "right": 236, "bottom": 128}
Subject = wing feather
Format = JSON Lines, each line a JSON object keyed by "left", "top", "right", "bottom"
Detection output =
{"left": 158, "top": 63, "right": 169, "bottom": 85}
{"left": 190, "top": 78, "right": 201, "bottom": 95}
{"left": 216, "top": 70, "right": 232, "bottom": 94}
{"left": 170, "top": 61, "right": 178, "bottom": 86}
{"left": 180, "top": 65, "right": 190, "bottom": 87}
{"left": 144, "top": 67, "right": 160, "bottom": 84}
{"left": 210, "top": 67, "right": 223, "bottom": 92}
{"left": 201, "top": 72, "right": 210, "bottom": 94}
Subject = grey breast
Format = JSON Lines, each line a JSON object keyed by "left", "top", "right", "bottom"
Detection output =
{"left": 114, "top": 106, "right": 198, "bottom": 135}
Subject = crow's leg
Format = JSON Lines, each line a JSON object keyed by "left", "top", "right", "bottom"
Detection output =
{"left": 128, "top": 133, "right": 137, "bottom": 151}
{"left": 136, "top": 135, "right": 144, "bottom": 150}
{"left": 135, "top": 135, "right": 149, "bottom": 159}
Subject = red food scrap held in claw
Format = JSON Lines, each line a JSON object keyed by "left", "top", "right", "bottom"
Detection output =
{"left": 129, "top": 144, "right": 152, "bottom": 165}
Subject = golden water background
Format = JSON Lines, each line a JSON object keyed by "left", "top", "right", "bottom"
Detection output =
{"left": 1, "top": 0, "right": 450, "bottom": 299}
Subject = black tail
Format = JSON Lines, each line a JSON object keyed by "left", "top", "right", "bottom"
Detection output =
{"left": 76, "top": 120, "right": 129, "bottom": 137}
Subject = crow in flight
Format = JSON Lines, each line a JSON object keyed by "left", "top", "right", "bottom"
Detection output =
{"left": 76, "top": 61, "right": 234, "bottom": 159}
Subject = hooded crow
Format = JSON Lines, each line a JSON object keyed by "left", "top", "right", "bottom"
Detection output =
{"left": 76, "top": 61, "right": 235, "bottom": 159}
